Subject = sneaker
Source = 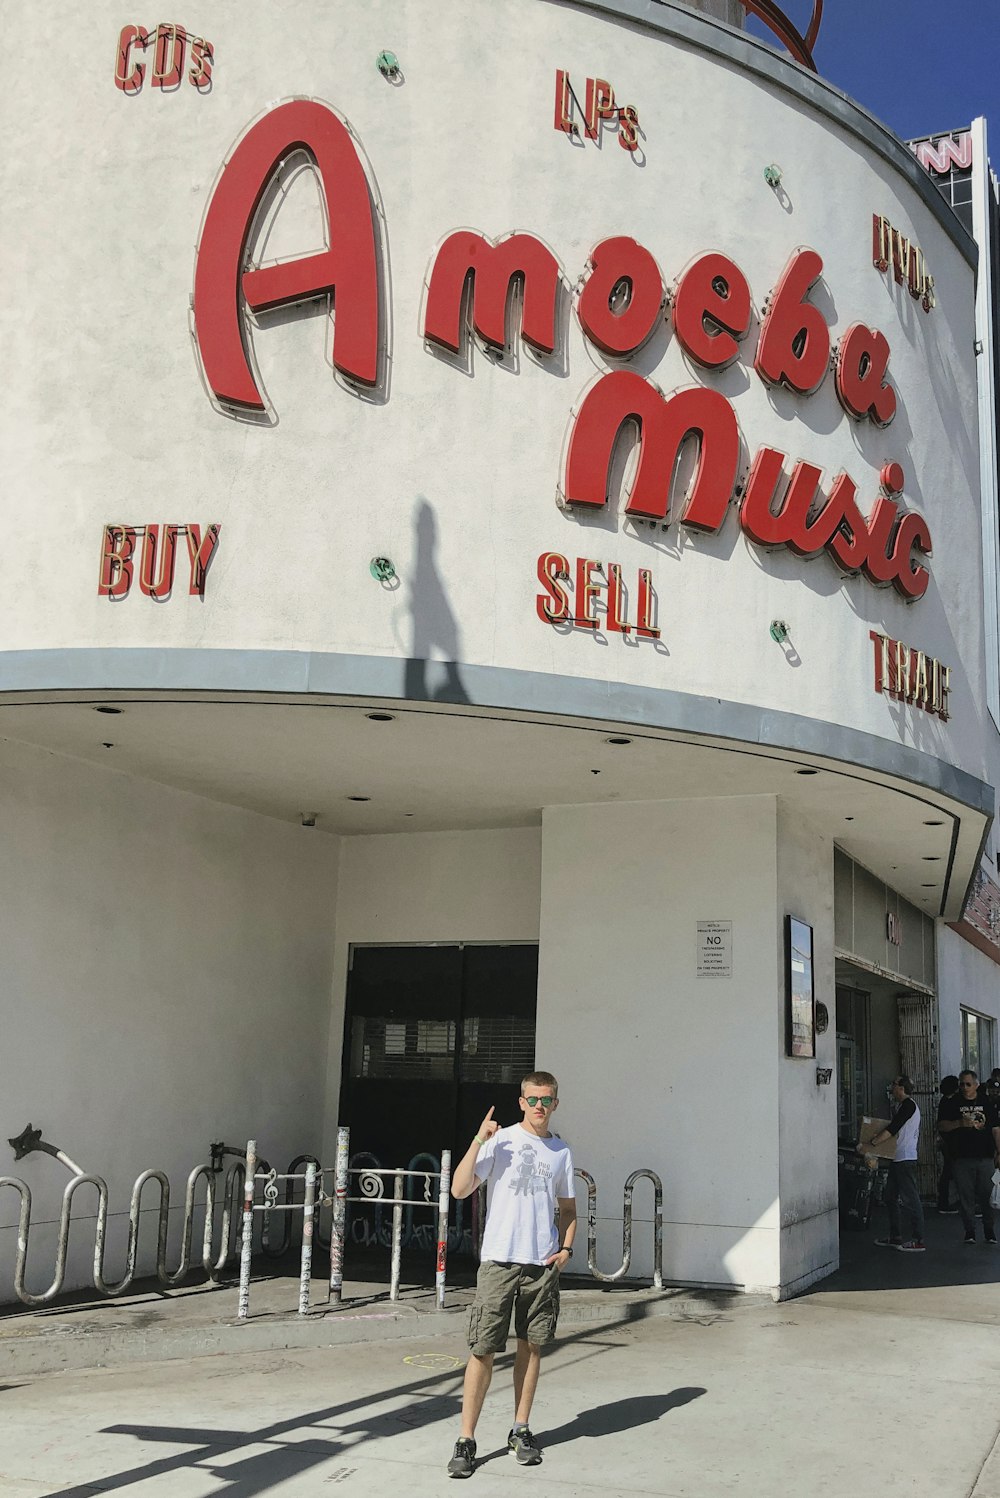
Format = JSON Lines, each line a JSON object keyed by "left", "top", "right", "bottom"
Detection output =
{"left": 937, "top": 1207, "right": 960, "bottom": 1215}
{"left": 448, "top": 1438, "right": 477, "bottom": 1478}
{"left": 964, "top": 1233, "right": 977, "bottom": 1245}
{"left": 874, "top": 1237, "right": 903, "bottom": 1250}
{"left": 508, "top": 1426, "right": 543, "bottom": 1465}
{"left": 898, "top": 1240, "right": 926, "bottom": 1252}
{"left": 985, "top": 1235, "right": 997, "bottom": 1247}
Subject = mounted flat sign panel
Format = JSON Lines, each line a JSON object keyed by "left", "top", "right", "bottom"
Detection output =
{"left": 697, "top": 920, "right": 733, "bottom": 979}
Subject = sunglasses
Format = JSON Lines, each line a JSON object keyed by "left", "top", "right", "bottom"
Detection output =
{"left": 523, "top": 1095, "right": 555, "bottom": 1108}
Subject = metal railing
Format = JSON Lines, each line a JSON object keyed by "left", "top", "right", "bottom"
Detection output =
{"left": 2, "top": 1123, "right": 666, "bottom": 1312}
{"left": 235, "top": 1128, "right": 452, "bottom": 1319}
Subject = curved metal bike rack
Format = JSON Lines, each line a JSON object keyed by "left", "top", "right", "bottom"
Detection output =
{"left": 575, "top": 1167, "right": 664, "bottom": 1288}
{"left": 0, "top": 1163, "right": 245, "bottom": 1307}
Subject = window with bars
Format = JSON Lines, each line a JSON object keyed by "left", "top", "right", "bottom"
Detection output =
{"left": 350, "top": 1016, "right": 457, "bottom": 1080}
{"left": 962, "top": 1008, "right": 996, "bottom": 1079}
{"left": 461, "top": 1015, "right": 536, "bottom": 1084}
{"left": 349, "top": 1013, "right": 534, "bottom": 1084}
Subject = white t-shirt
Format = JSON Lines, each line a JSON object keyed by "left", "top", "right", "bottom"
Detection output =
{"left": 475, "top": 1123, "right": 575, "bottom": 1266}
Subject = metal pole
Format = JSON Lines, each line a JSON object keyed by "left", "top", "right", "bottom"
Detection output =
{"left": 329, "top": 1125, "right": 349, "bottom": 1307}
{"left": 237, "top": 1139, "right": 256, "bottom": 1321}
{"left": 298, "top": 1162, "right": 316, "bottom": 1316}
{"left": 436, "top": 1149, "right": 451, "bottom": 1310}
{"left": 389, "top": 1170, "right": 404, "bottom": 1302}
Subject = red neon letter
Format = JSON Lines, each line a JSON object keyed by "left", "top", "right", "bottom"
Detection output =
{"left": 152, "top": 24, "right": 185, "bottom": 89}
{"left": 186, "top": 525, "right": 222, "bottom": 597}
{"left": 98, "top": 526, "right": 136, "bottom": 598}
{"left": 835, "top": 324, "right": 896, "bottom": 426}
{"left": 740, "top": 450, "right": 843, "bottom": 557}
{"left": 114, "top": 25, "right": 148, "bottom": 94}
{"left": 194, "top": 101, "right": 380, "bottom": 410}
{"left": 536, "top": 552, "right": 571, "bottom": 623}
{"left": 890, "top": 513, "right": 932, "bottom": 601}
{"left": 188, "top": 37, "right": 214, "bottom": 90}
{"left": 577, "top": 238, "right": 665, "bottom": 357}
{"left": 139, "top": 525, "right": 178, "bottom": 599}
{"left": 754, "top": 248, "right": 830, "bottom": 396}
{"left": 423, "top": 232, "right": 561, "bottom": 356}
{"left": 562, "top": 372, "right": 740, "bottom": 531}
{"left": 672, "top": 252, "right": 752, "bottom": 369}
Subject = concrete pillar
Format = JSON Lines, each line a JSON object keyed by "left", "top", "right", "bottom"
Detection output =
{"left": 535, "top": 794, "right": 837, "bottom": 1298}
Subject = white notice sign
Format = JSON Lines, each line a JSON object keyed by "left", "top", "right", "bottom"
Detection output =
{"left": 697, "top": 921, "right": 733, "bottom": 978}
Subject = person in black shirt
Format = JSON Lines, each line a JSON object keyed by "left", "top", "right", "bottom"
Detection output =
{"left": 936, "top": 1075, "right": 960, "bottom": 1214}
{"left": 938, "top": 1070, "right": 1000, "bottom": 1244}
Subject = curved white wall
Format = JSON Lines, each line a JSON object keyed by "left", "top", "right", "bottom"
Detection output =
{"left": 0, "top": 0, "right": 989, "bottom": 794}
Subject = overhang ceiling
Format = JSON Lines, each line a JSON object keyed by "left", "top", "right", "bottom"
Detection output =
{"left": 0, "top": 692, "right": 988, "bottom": 922}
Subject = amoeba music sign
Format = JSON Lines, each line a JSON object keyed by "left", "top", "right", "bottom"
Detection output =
{"left": 191, "top": 100, "right": 936, "bottom": 606}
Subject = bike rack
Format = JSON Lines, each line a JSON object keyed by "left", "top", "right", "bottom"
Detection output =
{"left": 575, "top": 1167, "right": 664, "bottom": 1288}
{"left": 2, "top": 1125, "right": 666, "bottom": 1313}
{"left": 1, "top": 1125, "right": 244, "bottom": 1307}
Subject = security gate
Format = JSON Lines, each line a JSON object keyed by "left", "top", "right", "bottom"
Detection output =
{"left": 338, "top": 944, "right": 538, "bottom": 1192}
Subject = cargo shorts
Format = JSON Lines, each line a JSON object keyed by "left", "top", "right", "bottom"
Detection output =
{"left": 466, "top": 1259, "right": 561, "bottom": 1355}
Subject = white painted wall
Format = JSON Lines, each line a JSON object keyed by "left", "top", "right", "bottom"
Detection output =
{"left": 775, "top": 802, "right": 838, "bottom": 1293}
{"left": 0, "top": 738, "right": 339, "bottom": 1302}
{"left": 536, "top": 795, "right": 795, "bottom": 1293}
{"left": 937, "top": 923, "right": 1000, "bottom": 1078}
{"left": 0, "top": 0, "right": 990, "bottom": 791}
{"left": 321, "top": 827, "right": 542, "bottom": 1159}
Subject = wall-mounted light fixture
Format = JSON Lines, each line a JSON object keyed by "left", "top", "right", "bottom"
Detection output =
{"left": 816, "top": 1067, "right": 833, "bottom": 1086}
{"left": 376, "top": 50, "right": 400, "bottom": 80}
{"left": 769, "top": 619, "right": 789, "bottom": 644}
{"left": 763, "top": 163, "right": 783, "bottom": 189}
{"left": 370, "top": 556, "right": 396, "bottom": 582}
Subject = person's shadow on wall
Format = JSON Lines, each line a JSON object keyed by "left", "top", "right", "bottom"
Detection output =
{"left": 404, "top": 498, "right": 470, "bottom": 705}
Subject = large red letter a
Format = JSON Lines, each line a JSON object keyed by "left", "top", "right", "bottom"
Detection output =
{"left": 193, "top": 101, "right": 380, "bottom": 411}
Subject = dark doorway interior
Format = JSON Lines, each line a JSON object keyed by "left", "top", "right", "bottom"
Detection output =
{"left": 339, "top": 943, "right": 538, "bottom": 1172}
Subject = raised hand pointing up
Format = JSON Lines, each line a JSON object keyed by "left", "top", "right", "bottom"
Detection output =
{"left": 478, "top": 1106, "right": 498, "bottom": 1142}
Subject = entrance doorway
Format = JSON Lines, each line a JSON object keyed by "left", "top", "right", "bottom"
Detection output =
{"left": 339, "top": 943, "right": 538, "bottom": 1172}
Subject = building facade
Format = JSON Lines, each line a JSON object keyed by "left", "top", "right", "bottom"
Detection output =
{"left": 909, "top": 123, "right": 1000, "bottom": 1094}
{"left": 1, "top": 0, "right": 994, "bottom": 1300}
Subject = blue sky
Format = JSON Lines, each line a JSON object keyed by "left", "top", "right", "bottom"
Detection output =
{"left": 744, "top": 1, "right": 1000, "bottom": 151}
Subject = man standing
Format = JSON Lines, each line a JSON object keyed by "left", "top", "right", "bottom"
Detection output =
{"left": 447, "top": 1071, "right": 576, "bottom": 1478}
{"left": 938, "top": 1069, "right": 1000, "bottom": 1245}
{"left": 864, "top": 1075, "right": 924, "bottom": 1252}
{"left": 936, "top": 1075, "right": 961, "bottom": 1214}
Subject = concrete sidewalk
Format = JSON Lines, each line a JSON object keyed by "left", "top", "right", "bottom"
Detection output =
{"left": 1, "top": 1210, "right": 999, "bottom": 1497}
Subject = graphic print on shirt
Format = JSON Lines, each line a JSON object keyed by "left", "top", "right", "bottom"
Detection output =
{"left": 511, "top": 1142, "right": 553, "bottom": 1197}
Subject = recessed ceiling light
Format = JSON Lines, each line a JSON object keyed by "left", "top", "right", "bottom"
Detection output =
{"left": 921, "top": 882, "right": 937, "bottom": 887}
{"left": 606, "top": 736, "right": 632, "bottom": 746}
{"left": 366, "top": 712, "right": 395, "bottom": 722}
{"left": 94, "top": 705, "right": 123, "bottom": 715}
{"left": 404, "top": 812, "right": 414, "bottom": 817}
{"left": 796, "top": 768, "right": 819, "bottom": 776}
{"left": 844, "top": 816, "right": 854, "bottom": 821}
{"left": 922, "top": 856, "right": 941, "bottom": 862}
{"left": 923, "top": 819, "right": 944, "bottom": 826}
{"left": 590, "top": 769, "right": 601, "bottom": 775}
{"left": 347, "top": 795, "right": 371, "bottom": 802}
{"left": 101, "top": 742, "right": 114, "bottom": 749}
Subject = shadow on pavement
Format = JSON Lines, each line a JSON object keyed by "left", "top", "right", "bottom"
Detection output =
{"left": 540, "top": 1388, "right": 706, "bottom": 1447}
{"left": 814, "top": 1209, "right": 1000, "bottom": 1296}
{"left": 38, "top": 1315, "right": 648, "bottom": 1497}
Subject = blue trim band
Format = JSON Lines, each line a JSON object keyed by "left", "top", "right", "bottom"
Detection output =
{"left": 0, "top": 647, "right": 993, "bottom": 817}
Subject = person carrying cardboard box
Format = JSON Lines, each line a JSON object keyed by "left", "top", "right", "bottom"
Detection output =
{"left": 859, "top": 1076, "right": 924, "bottom": 1252}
